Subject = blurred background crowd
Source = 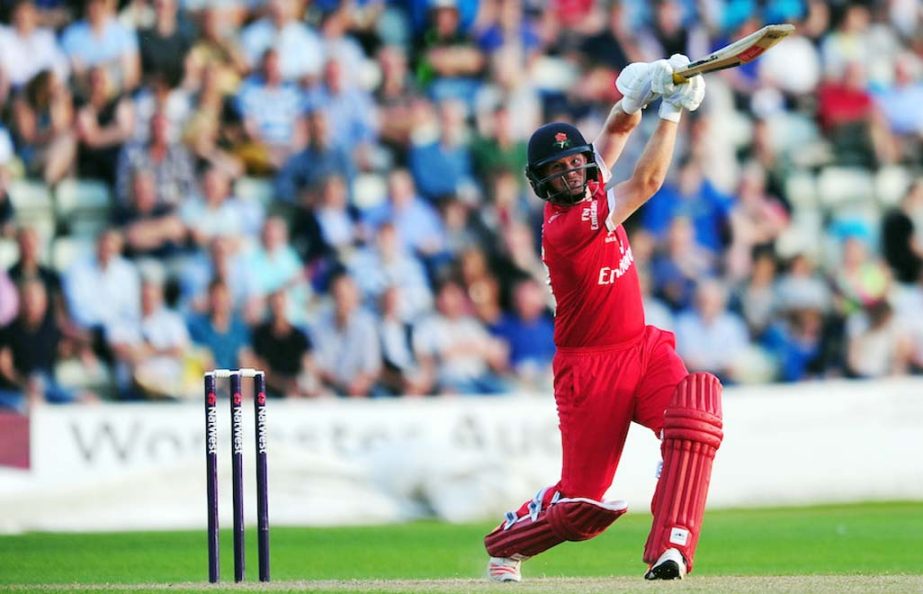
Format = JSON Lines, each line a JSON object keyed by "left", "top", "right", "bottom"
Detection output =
{"left": 1, "top": 0, "right": 923, "bottom": 409}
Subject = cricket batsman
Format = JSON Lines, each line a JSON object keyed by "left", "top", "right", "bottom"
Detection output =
{"left": 484, "top": 56, "right": 723, "bottom": 582}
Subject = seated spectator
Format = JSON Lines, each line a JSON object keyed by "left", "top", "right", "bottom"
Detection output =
{"left": 179, "top": 236, "right": 259, "bottom": 318}
{"left": 490, "top": 278, "right": 555, "bottom": 391}
{"left": 726, "top": 162, "right": 789, "bottom": 281}
{"left": 408, "top": 98, "right": 476, "bottom": 202}
{"left": 650, "top": 217, "right": 713, "bottom": 312}
{"left": 639, "top": 267, "right": 673, "bottom": 333}
{"left": 60, "top": 0, "right": 140, "bottom": 92}
{"left": 846, "top": 299, "right": 913, "bottom": 378}
{"left": 470, "top": 104, "right": 527, "bottom": 183}
{"left": 0, "top": 279, "right": 93, "bottom": 412}
{"left": 239, "top": 0, "right": 323, "bottom": 82}
{"left": 362, "top": 168, "right": 446, "bottom": 261}
{"left": 75, "top": 67, "right": 134, "bottom": 187}
{"left": 311, "top": 272, "right": 381, "bottom": 397}
{"left": 137, "top": 0, "right": 195, "bottom": 88}
{"left": 675, "top": 279, "right": 750, "bottom": 383}
{"left": 874, "top": 52, "right": 923, "bottom": 152}
{"left": 184, "top": 6, "right": 248, "bottom": 96}
{"left": 236, "top": 48, "right": 306, "bottom": 173}
{"left": 643, "top": 156, "right": 733, "bottom": 256}
{"left": 770, "top": 306, "right": 827, "bottom": 383}
{"left": 63, "top": 229, "right": 141, "bottom": 358}
{"left": 412, "top": 278, "right": 508, "bottom": 395}
{"left": 109, "top": 277, "right": 194, "bottom": 399}
{"left": 115, "top": 168, "right": 186, "bottom": 259}
{"left": 376, "top": 285, "right": 428, "bottom": 396}
{"left": 181, "top": 165, "right": 259, "bottom": 250}
{"left": 250, "top": 290, "right": 316, "bottom": 398}
{"left": 129, "top": 73, "right": 192, "bottom": 144}
{"left": 881, "top": 178, "right": 923, "bottom": 285}
{"left": 11, "top": 70, "right": 76, "bottom": 185}
{"left": 275, "top": 107, "right": 354, "bottom": 204}
{"left": 115, "top": 110, "right": 196, "bottom": 206}
{"left": 187, "top": 279, "right": 251, "bottom": 370}
{"left": 816, "top": 61, "right": 898, "bottom": 168}
{"left": 311, "top": 174, "right": 362, "bottom": 259}
{"left": 373, "top": 45, "right": 424, "bottom": 161}
{"left": 0, "top": 0, "right": 69, "bottom": 98}
{"left": 305, "top": 57, "right": 378, "bottom": 169}
{"left": 349, "top": 222, "right": 433, "bottom": 323}
{"left": 413, "top": 0, "right": 485, "bottom": 108}
{"left": 775, "top": 252, "right": 833, "bottom": 314}
{"left": 181, "top": 66, "right": 244, "bottom": 178}
{"left": 830, "top": 222, "right": 890, "bottom": 316}
{"left": 735, "top": 249, "right": 779, "bottom": 340}
{"left": 245, "top": 216, "right": 309, "bottom": 321}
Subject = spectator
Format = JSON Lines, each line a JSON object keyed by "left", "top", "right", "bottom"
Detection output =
{"left": 115, "top": 168, "right": 186, "bottom": 258}
{"left": 181, "top": 166, "right": 258, "bottom": 249}
{"left": 179, "top": 236, "right": 259, "bottom": 317}
{"left": 846, "top": 299, "right": 913, "bottom": 378}
{"left": 874, "top": 52, "right": 923, "bottom": 148}
{"left": 412, "top": 278, "right": 508, "bottom": 395}
{"left": 643, "top": 156, "right": 734, "bottom": 256}
{"left": 735, "top": 248, "right": 779, "bottom": 340}
{"left": 0, "top": 0, "right": 69, "bottom": 99}
{"left": 245, "top": 216, "right": 309, "bottom": 322}
{"left": 349, "top": 222, "right": 433, "bottom": 323}
{"left": 726, "top": 162, "right": 789, "bottom": 280}
{"left": 771, "top": 306, "right": 827, "bottom": 382}
{"left": 0, "top": 279, "right": 92, "bottom": 412}
{"left": 137, "top": 0, "right": 194, "bottom": 88}
{"left": 650, "top": 217, "right": 713, "bottom": 312}
{"left": 830, "top": 223, "right": 890, "bottom": 316}
{"left": 311, "top": 272, "right": 382, "bottom": 397}
{"left": 236, "top": 48, "right": 306, "bottom": 172}
{"left": 470, "top": 104, "right": 527, "bottom": 183}
{"left": 7, "top": 226, "right": 75, "bottom": 332}
{"left": 75, "top": 66, "right": 134, "bottom": 186}
{"left": 363, "top": 168, "right": 446, "bottom": 260}
{"left": 377, "top": 285, "right": 429, "bottom": 396}
{"left": 11, "top": 70, "right": 76, "bottom": 185}
{"left": 409, "top": 98, "right": 476, "bottom": 202}
{"left": 675, "top": 279, "right": 750, "bottom": 383}
{"left": 63, "top": 229, "right": 141, "bottom": 356}
{"left": 184, "top": 5, "right": 248, "bottom": 96}
{"left": 881, "top": 178, "right": 923, "bottom": 285}
{"left": 187, "top": 279, "right": 251, "bottom": 370}
{"left": 109, "top": 277, "right": 193, "bottom": 399}
{"left": 115, "top": 110, "right": 196, "bottom": 206}
{"left": 373, "top": 45, "right": 424, "bottom": 161}
{"left": 413, "top": 0, "right": 485, "bottom": 108}
{"left": 250, "top": 289, "right": 316, "bottom": 398}
{"left": 60, "top": 0, "right": 140, "bottom": 92}
{"left": 490, "top": 277, "right": 555, "bottom": 390}
{"left": 181, "top": 66, "right": 244, "bottom": 178}
{"left": 239, "top": 0, "right": 323, "bottom": 82}
{"left": 275, "top": 107, "right": 354, "bottom": 204}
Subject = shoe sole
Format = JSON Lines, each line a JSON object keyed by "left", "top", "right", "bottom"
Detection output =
{"left": 644, "top": 559, "right": 682, "bottom": 580}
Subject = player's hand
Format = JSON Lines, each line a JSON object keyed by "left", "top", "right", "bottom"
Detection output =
{"left": 616, "top": 61, "right": 664, "bottom": 114}
{"left": 652, "top": 54, "right": 706, "bottom": 122}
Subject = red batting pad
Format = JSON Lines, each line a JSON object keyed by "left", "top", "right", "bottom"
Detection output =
{"left": 485, "top": 498, "right": 627, "bottom": 559}
{"left": 643, "top": 372, "right": 723, "bottom": 573}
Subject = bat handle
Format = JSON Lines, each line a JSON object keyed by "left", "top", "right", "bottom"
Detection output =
{"left": 672, "top": 72, "right": 688, "bottom": 85}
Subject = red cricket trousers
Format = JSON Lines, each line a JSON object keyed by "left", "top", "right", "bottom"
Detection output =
{"left": 550, "top": 325, "right": 688, "bottom": 501}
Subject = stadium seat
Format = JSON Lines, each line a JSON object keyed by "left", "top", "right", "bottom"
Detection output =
{"left": 874, "top": 165, "right": 912, "bottom": 208}
{"left": 54, "top": 358, "right": 115, "bottom": 400}
{"left": 0, "top": 238, "right": 17, "bottom": 269}
{"left": 783, "top": 169, "right": 818, "bottom": 212}
{"left": 8, "top": 179, "right": 53, "bottom": 216}
{"left": 54, "top": 179, "right": 112, "bottom": 237}
{"left": 234, "top": 176, "right": 275, "bottom": 207}
{"left": 51, "top": 236, "right": 95, "bottom": 273}
{"left": 816, "top": 166, "right": 875, "bottom": 208}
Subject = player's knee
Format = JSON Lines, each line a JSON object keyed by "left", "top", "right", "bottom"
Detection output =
{"left": 665, "top": 372, "right": 723, "bottom": 448}
{"left": 546, "top": 498, "right": 628, "bottom": 542}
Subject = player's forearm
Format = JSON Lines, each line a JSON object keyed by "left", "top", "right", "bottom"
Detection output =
{"left": 609, "top": 119, "right": 678, "bottom": 227}
{"left": 593, "top": 103, "right": 642, "bottom": 167}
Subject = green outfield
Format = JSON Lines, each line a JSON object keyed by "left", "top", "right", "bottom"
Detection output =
{"left": 1, "top": 502, "right": 921, "bottom": 594}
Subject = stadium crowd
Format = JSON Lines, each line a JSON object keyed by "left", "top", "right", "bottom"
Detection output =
{"left": 1, "top": 0, "right": 923, "bottom": 409}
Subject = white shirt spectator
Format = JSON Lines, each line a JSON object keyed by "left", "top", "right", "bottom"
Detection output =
{"left": 241, "top": 19, "right": 323, "bottom": 81}
{"left": 64, "top": 254, "right": 141, "bottom": 336}
{"left": 413, "top": 315, "right": 494, "bottom": 384}
{"left": 675, "top": 310, "right": 749, "bottom": 375}
{"left": 0, "top": 25, "right": 69, "bottom": 89}
{"left": 311, "top": 308, "right": 381, "bottom": 388}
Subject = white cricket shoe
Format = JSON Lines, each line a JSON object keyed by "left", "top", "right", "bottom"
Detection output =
{"left": 644, "top": 548, "right": 687, "bottom": 580}
{"left": 487, "top": 556, "right": 522, "bottom": 583}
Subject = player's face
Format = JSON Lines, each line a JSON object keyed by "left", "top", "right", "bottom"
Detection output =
{"left": 544, "top": 153, "right": 588, "bottom": 199}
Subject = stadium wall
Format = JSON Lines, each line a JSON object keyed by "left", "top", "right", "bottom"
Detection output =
{"left": 0, "top": 378, "right": 921, "bottom": 534}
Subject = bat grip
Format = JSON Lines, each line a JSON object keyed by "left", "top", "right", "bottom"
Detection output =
{"left": 672, "top": 72, "right": 688, "bottom": 85}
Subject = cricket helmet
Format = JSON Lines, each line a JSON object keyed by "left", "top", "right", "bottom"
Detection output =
{"left": 525, "top": 122, "right": 598, "bottom": 205}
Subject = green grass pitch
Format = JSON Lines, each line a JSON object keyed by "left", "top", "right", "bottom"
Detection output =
{"left": 0, "top": 502, "right": 921, "bottom": 593}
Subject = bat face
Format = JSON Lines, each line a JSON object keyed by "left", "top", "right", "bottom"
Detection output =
{"left": 673, "top": 24, "right": 795, "bottom": 83}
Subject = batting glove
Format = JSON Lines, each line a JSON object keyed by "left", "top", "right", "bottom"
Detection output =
{"left": 616, "top": 60, "right": 668, "bottom": 114}
{"left": 652, "top": 54, "right": 706, "bottom": 122}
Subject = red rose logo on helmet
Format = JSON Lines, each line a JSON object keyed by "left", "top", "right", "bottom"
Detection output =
{"left": 554, "top": 132, "right": 570, "bottom": 149}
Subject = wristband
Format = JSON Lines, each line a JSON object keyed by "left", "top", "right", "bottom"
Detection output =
{"left": 658, "top": 100, "right": 682, "bottom": 123}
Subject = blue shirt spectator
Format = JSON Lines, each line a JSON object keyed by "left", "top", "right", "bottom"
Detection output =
{"left": 304, "top": 58, "right": 378, "bottom": 157}
{"left": 236, "top": 52, "right": 305, "bottom": 148}
{"left": 186, "top": 280, "right": 251, "bottom": 370}
{"left": 274, "top": 108, "right": 355, "bottom": 203}
{"left": 409, "top": 99, "right": 475, "bottom": 201}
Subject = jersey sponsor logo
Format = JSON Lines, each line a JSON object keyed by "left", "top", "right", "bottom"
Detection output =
{"left": 597, "top": 246, "right": 634, "bottom": 285}
{"left": 581, "top": 200, "right": 599, "bottom": 230}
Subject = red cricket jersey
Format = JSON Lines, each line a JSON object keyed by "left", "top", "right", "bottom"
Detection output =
{"left": 542, "top": 173, "right": 645, "bottom": 348}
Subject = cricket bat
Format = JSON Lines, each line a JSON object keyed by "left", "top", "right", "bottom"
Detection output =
{"left": 672, "top": 23, "right": 795, "bottom": 84}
